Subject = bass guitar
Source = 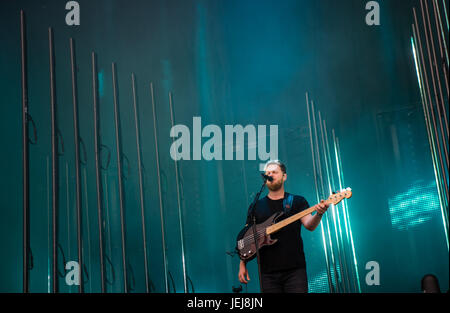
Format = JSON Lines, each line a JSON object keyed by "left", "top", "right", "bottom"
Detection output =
{"left": 236, "top": 188, "right": 352, "bottom": 261}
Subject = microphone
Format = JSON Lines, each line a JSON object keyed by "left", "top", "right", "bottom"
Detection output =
{"left": 261, "top": 173, "right": 273, "bottom": 182}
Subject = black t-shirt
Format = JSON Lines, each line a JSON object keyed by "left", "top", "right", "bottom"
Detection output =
{"left": 246, "top": 192, "right": 309, "bottom": 273}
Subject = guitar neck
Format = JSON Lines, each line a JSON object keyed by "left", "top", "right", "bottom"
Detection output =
{"left": 266, "top": 199, "right": 332, "bottom": 235}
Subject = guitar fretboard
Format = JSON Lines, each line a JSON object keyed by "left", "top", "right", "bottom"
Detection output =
{"left": 265, "top": 199, "right": 332, "bottom": 235}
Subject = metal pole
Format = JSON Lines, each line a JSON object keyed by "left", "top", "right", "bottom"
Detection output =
{"left": 419, "top": 1, "right": 450, "bottom": 170}
{"left": 168, "top": 92, "right": 188, "bottom": 293}
{"left": 131, "top": 73, "right": 150, "bottom": 293}
{"left": 414, "top": 8, "right": 449, "bottom": 208}
{"left": 412, "top": 23, "right": 445, "bottom": 205}
{"left": 47, "top": 157, "right": 51, "bottom": 293}
{"left": 423, "top": 0, "right": 449, "bottom": 143}
{"left": 435, "top": 0, "right": 449, "bottom": 66}
{"left": 150, "top": 83, "right": 169, "bottom": 293}
{"left": 64, "top": 162, "right": 72, "bottom": 293}
{"left": 91, "top": 52, "right": 106, "bottom": 292}
{"left": 69, "top": 38, "right": 84, "bottom": 293}
{"left": 104, "top": 172, "right": 115, "bottom": 290}
{"left": 112, "top": 62, "right": 128, "bottom": 293}
{"left": 412, "top": 26, "right": 449, "bottom": 249}
{"left": 432, "top": 0, "right": 449, "bottom": 98}
{"left": 48, "top": 27, "right": 59, "bottom": 294}
{"left": 82, "top": 168, "right": 92, "bottom": 291}
{"left": 20, "top": 9, "right": 30, "bottom": 294}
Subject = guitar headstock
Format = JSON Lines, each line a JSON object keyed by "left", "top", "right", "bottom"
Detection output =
{"left": 328, "top": 187, "right": 352, "bottom": 205}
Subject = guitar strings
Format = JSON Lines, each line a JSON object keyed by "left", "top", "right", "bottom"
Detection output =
{"left": 239, "top": 206, "right": 325, "bottom": 246}
{"left": 239, "top": 198, "right": 342, "bottom": 248}
{"left": 240, "top": 227, "right": 278, "bottom": 247}
{"left": 241, "top": 212, "right": 307, "bottom": 245}
{"left": 241, "top": 228, "right": 266, "bottom": 245}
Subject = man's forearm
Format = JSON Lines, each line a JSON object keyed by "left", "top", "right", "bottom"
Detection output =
{"left": 306, "top": 212, "right": 323, "bottom": 231}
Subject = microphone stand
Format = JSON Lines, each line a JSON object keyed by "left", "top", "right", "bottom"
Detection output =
{"left": 247, "top": 175, "right": 270, "bottom": 293}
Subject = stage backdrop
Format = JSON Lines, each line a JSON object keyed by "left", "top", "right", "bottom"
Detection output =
{"left": 0, "top": 0, "right": 448, "bottom": 293}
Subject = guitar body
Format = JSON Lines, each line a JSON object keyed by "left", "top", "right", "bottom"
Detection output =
{"left": 236, "top": 212, "right": 284, "bottom": 261}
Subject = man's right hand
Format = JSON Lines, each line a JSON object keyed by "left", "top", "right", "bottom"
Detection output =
{"left": 238, "top": 260, "right": 250, "bottom": 284}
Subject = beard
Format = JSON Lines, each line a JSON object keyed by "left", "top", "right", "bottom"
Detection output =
{"left": 267, "top": 178, "right": 283, "bottom": 191}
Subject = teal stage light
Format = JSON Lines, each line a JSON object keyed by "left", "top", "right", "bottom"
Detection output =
{"left": 388, "top": 180, "right": 441, "bottom": 231}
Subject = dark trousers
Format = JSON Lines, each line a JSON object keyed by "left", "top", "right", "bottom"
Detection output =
{"left": 261, "top": 267, "right": 308, "bottom": 293}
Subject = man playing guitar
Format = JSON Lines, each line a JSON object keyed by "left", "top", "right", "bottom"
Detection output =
{"left": 238, "top": 160, "right": 329, "bottom": 293}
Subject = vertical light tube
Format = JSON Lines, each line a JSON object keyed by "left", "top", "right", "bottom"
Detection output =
{"left": 318, "top": 111, "right": 345, "bottom": 292}
{"left": 423, "top": 0, "right": 449, "bottom": 144}
{"left": 412, "top": 29, "right": 449, "bottom": 249}
{"left": 331, "top": 130, "right": 353, "bottom": 291}
{"left": 414, "top": 6, "right": 450, "bottom": 232}
{"left": 413, "top": 8, "right": 449, "bottom": 211}
{"left": 441, "top": 0, "right": 449, "bottom": 31}
{"left": 432, "top": 0, "right": 449, "bottom": 97}
{"left": 306, "top": 93, "right": 333, "bottom": 292}
{"left": 332, "top": 130, "right": 361, "bottom": 293}
{"left": 323, "top": 121, "right": 350, "bottom": 292}
{"left": 334, "top": 136, "right": 362, "bottom": 292}
{"left": 312, "top": 103, "right": 339, "bottom": 292}
{"left": 419, "top": 1, "right": 450, "bottom": 173}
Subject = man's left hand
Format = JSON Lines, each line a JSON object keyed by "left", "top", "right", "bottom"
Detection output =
{"left": 315, "top": 200, "right": 329, "bottom": 216}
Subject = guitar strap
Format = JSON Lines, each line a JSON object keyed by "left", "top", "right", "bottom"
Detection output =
{"left": 283, "top": 193, "right": 294, "bottom": 215}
